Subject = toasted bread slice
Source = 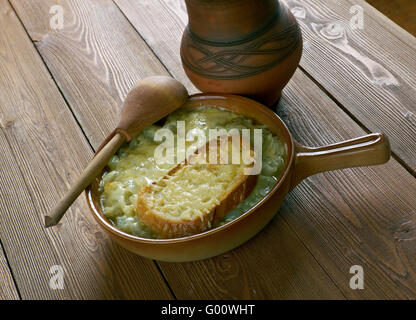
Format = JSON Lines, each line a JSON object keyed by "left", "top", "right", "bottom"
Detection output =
{"left": 136, "top": 135, "right": 258, "bottom": 238}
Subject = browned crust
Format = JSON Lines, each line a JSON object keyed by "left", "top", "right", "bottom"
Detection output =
{"left": 212, "top": 173, "right": 258, "bottom": 226}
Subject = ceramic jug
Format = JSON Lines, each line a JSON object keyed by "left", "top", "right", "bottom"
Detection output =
{"left": 180, "top": 0, "right": 303, "bottom": 106}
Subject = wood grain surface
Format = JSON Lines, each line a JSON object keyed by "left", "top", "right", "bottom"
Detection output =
{"left": 366, "top": 0, "right": 416, "bottom": 36}
{"left": 115, "top": 0, "right": 416, "bottom": 299}
{"left": 9, "top": 0, "right": 168, "bottom": 149}
{"left": 282, "top": 0, "right": 416, "bottom": 174}
{"left": 278, "top": 70, "right": 416, "bottom": 299}
{"left": 0, "top": 241, "right": 19, "bottom": 300}
{"left": 114, "top": 0, "right": 195, "bottom": 92}
{"left": 0, "top": 0, "right": 172, "bottom": 299}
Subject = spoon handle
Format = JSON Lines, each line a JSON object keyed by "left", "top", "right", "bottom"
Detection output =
{"left": 45, "top": 133, "right": 125, "bottom": 228}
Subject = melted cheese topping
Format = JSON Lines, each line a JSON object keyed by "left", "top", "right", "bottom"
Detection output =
{"left": 143, "top": 138, "right": 251, "bottom": 222}
{"left": 99, "top": 107, "right": 286, "bottom": 238}
{"left": 148, "top": 164, "right": 238, "bottom": 220}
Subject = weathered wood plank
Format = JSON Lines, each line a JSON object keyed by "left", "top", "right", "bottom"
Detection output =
{"left": 0, "top": 0, "right": 172, "bottom": 299}
{"left": 115, "top": 0, "right": 416, "bottom": 299}
{"left": 356, "top": 0, "right": 416, "bottom": 45}
{"left": 10, "top": 0, "right": 168, "bottom": 149}
{"left": 158, "top": 214, "right": 345, "bottom": 299}
{"left": 0, "top": 241, "right": 19, "bottom": 300}
{"left": 366, "top": 0, "right": 416, "bottom": 36}
{"left": 11, "top": 0, "right": 346, "bottom": 299}
{"left": 282, "top": 0, "right": 416, "bottom": 173}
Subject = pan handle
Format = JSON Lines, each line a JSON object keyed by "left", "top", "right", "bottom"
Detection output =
{"left": 290, "top": 133, "right": 390, "bottom": 190}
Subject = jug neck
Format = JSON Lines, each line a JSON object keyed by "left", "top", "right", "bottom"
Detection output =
{"left": 185, "top": 0, "right": 280, "bottom": 43}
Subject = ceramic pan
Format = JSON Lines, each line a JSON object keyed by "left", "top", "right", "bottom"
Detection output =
{"left": 86, "top": 94, "right": 390, "bottom": 262}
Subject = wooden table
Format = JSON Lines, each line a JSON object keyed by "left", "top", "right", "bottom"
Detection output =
{"left": 0, "top": 0, "right": 415, "bottom": 300}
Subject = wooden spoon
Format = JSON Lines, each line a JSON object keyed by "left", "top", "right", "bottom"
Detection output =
{"left": 45, "top": 76, "right": 188, "bottom": 228}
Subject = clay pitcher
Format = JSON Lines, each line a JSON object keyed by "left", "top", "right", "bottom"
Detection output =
{"left": 180, "top": 0, "right": 303, "bottom": 106}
